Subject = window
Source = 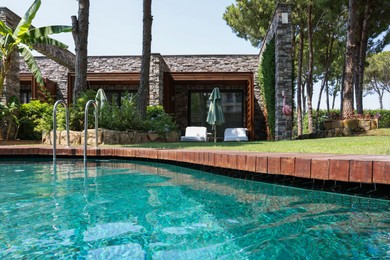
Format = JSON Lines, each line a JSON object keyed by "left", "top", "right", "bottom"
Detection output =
{"left": 20, "top": 83, "right": 32, "bottom": 104}
{"left": 189, "top": 91, "right": 243, "bottom": 138}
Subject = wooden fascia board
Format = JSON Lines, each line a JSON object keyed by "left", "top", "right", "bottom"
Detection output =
{"left": 68, "top": 72, "right": 140, "bottom": 83}
{"left": 169, "top": 72, "right": 253, "bottom": 82}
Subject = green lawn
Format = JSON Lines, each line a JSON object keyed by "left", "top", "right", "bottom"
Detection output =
{"left": 119, "top": 128, "right": 390, "bottom": 155}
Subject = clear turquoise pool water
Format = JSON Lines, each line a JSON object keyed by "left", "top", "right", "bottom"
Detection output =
{"left": 0, "top": 158, "right": 389, "bottom": 259}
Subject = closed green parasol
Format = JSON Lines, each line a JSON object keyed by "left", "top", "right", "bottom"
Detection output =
{"left": 206, "top": 87, "right": 225, "bottom": 142}
{"left": 95, "top": 88, "right": 108, "bottom": 113}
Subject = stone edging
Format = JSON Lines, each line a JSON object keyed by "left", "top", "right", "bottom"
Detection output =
{"left": 0, "top": 145, "right": 388, "bottom": 185}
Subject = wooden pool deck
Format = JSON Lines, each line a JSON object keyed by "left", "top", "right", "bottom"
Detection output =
{"left": 0, "top": 145, "right": 389, "bottom": 185}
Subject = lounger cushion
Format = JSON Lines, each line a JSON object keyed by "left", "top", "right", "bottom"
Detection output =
{"left": 224, "top": 128, "right": 248, "bottom": 141}
{"left": 180, "top": 126, "right": 207, "bottom": 142}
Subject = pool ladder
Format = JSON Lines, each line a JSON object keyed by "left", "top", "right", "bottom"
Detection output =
{"left": 53, "top": 100, "right": 70, "bottom": 161}
{"left": 52, "top": 100, "right": 99, "bottom": 162}
{"left": 83, "top": 100, "right": 99, "bottom": 162}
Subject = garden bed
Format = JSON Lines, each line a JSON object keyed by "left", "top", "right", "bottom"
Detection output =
{"left": 321, "top": 118, "right": 379, "bottom": 137}
{"left": 42, "top": 128, "right": 179, "bottom": 145}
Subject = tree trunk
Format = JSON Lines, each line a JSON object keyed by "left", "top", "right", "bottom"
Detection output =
{"left": 71, "top": 0, "right": 90, "bottom": 104}
{"left": 306, "top": 1, "right": 315, "bottom": 133}
{"left": 325, "top": 80, "right": 330, "bottom": 113}
{"left": 325, "top": 32, "right": 335, "bottom": 115}
{"left": 302, "top": 80, "right": 306, "bottom": 114}
{"left": 136, "top": 0, "right": 153, "bottom": 120}
{"left": 355, "top": 0, "right": 371, "bottom": 114}
{"left": 316, "top": 78, "right": 326, "bottom": 122}
{"left": 343, "top": 0, "right": 358, "bottom": 118}
{"left": 297, "top": 25, "right": 304, "bottom": 136}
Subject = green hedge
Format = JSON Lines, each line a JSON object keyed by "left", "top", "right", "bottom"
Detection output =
{"left": 259, "top": 37, "right": 276, "bottom": 140}
{"left": 364, "top": 110, "right": 390, "bottom": 128}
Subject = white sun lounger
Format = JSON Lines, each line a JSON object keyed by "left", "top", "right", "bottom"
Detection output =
{"left": 223, "top": 128, "right": 248, "bottom": 142}
{"left": 180, "top": 126, "right": 208, "bottom": 142}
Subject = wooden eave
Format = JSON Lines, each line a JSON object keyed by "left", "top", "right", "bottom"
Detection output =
{"left": 20, "top": 73, "right": 33, "bottom": 82}
{"left": 169, "top": 72, "right": 253, "bottom": 83}
{"left": 68, "top": 72, "right": 140, "bottom": 84}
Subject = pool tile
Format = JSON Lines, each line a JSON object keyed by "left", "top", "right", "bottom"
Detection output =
{"left": 349, "top": 160, "right": 373, "bottom": 183}
{"left": 281, "top": 157, "right": 295, "bottom": 176}
{"left": 268, "top": 156, "right": 281, "bottom": 174}
{"left": 236, "top": 154, "right": 247, "bottom": 171}
{"left": 206, "top": 152, "right": 215, "bottom": 166}
{"left": 373, "top": 161, "right": 390, "bottom": 184}
{"left": 329, "top": 160, "right": 350, "bottom": 182}
{"left": 294, "top": 158, "right": 311, "bottom": 178}
{"left": 256, "top": 156, "right": 268, "bottom": 173}
{"left": 168, "top": 150, "right": 177, "bottom": 161}
{"left": 176, "top": 151, "right": 184, "bottom": 162}
{"left": 311, "top": 159, "right": 329, "bottom": 180}
{"left": 220, "top": 154, "right": 229, "bottom": 168}
{"left": 245, "top": 155, "right": 257, "bottom": 172}
{"left": 227, "top": 154, "right": 238, "bottom": 169}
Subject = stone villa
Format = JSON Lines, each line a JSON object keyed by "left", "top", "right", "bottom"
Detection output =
{"left": 1, "top": 4, "right": 293, "bottom": 141}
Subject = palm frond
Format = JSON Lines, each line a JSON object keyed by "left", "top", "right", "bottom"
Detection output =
{"left": 0, "top": 20, "right": 13, "bottom": 36}
{"left": 18, "top": 45, "right": 44, "bottom": 87}
{"left": 28, "top": 36, "right": 69, "bottom": 49}
{"left": 13, "top": 0, "right": 41, "bottom": 37}
{"left": 28, "top": 25, "right": 72, "bottom": 38}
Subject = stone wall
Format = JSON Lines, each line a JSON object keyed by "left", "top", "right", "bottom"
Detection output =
{"left": 150, "top": 54, "right": 170, "bottom": 105}
{"left": 0, "top": 8, "right": 20, "bottom": 103}
{"left": 259, "top": 3, "right": 293, "bottom": 140}
{"left": 42, "top": 128, "right": 179, "bottom": 145}
{"left": 322, "top": 119, "right": 379, "bottom": 137}
{"left": 87, "top": 56, "right": 142, "bottom": 72}
{"left": 20, "top": 57, "right": 70, "bottom": 100}
{"left": 163, "top": 55, "right": 258, "bottom": 73}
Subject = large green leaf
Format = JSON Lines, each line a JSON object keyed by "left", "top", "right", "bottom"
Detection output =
{"left": 27, "top": 26, "right": 72, "bottom": 38}
{"left": 28, "top": 36, "right": 69, "bottom": 49}
{"left": 18, "top": 45, "right": 44, "bottom": 87}
{"left": 13, "top": 0, "right": 41, "bottom": 38}
{"left": 0, "top": 20, "right": 13, "bottom": 36}
{"left": 3, "top": 34, "right": 16, "bottom": 53}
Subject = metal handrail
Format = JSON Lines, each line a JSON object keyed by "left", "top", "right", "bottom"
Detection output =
{"left": 53, "top": 100, "right": 70, "bottom": 161}
{"left": 84, "top": 100, "right": 99, "bottom": 162}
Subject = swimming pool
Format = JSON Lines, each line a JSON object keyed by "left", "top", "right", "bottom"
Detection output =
{"left": 0, "top": 158, "right": 389, "bottom": 259}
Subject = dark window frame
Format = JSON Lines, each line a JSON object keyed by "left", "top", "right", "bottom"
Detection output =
{"left": 188, "top": 89, "right": 244, "bottom": 129}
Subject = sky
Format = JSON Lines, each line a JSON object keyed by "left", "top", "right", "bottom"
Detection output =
{"left": 2, "top": 0, "right": 389, "bottom": 109}
{"left": 2, "top": 0, "right": 258, "bottom": 55}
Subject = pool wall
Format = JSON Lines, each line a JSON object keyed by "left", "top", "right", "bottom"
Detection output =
{"left": 0, "top": 145, "right": 389, "bottom": 185}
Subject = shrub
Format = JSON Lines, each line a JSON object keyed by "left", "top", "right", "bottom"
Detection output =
{"left": 145, "top": 105, "right": 177, "bottom": 136}
{"left": 100, "top": 93, "right": 144, "bottom": 131}
{"left": 18, "top": 100, "right": 53, "bottom": 140}
{"left": 69, "top": 90, "right": 97, "bottom": 131}
{"left": 17, "top": 90, "right": 179, "bottom": 140}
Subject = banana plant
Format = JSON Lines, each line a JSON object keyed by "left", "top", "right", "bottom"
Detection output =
{"left": 0, "top": 0, "right": 72, "bottom": 99}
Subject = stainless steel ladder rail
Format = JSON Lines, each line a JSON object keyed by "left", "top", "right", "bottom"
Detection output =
{"left": 53, "top": 100, "right": 70, "bottom": 161}
{"left": 84, "top": 100, "right": 99, "bottom": 162}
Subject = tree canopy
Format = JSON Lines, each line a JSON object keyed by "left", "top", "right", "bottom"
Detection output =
{"left": 364, "top": 51, "right": 390, "bottom": 109}
{"left": 224, "top": 0, "right": 390, "bottom": 135}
